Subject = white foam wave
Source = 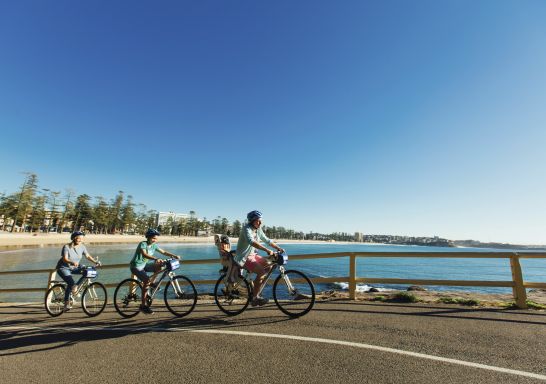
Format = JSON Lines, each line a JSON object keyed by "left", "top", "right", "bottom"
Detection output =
{"left": 332, "top": 282, "right": 391, "bottom": 292}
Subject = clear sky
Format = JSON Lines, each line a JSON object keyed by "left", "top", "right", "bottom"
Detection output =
{"left": 1, "top": 1, "right": 545, "bottom": 244}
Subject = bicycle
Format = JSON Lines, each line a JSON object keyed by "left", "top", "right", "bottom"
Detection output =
{"left": 213, "top": 251, "right": 315, "bottom": 318}
{"left": 45, "top": 264, "right": 107, "bottom": 317}
{"left": 113, "top": 258, "right": 197, "bottom": 318}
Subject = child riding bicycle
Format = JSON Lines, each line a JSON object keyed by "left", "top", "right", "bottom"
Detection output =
{"left": 130, "top": 228, "right": 181, "bottom": 314}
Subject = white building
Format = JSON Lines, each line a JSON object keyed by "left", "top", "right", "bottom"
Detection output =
{"left": 157, "top": 211, "right": 190, "bottom": 226}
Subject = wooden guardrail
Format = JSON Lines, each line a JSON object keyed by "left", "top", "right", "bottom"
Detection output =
{"left": 1, "top": 251, "right": 545, "bottom": 309}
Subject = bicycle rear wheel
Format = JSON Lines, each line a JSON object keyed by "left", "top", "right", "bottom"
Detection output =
{"left": 164, "top": 275, "right": 198, "bottom": 317}
{"left": 273, "top": 270, "right": 315, "bottom": 317}
{"left": 45, "top": 284, "right": 66, "bottom": 317}
{"left": 214, "top": 274, "right": 251, "bottom": 316}
{"left": 113, "top": 278, "right": 142, "bottom": 318}
{"left": 82, "top": 282, "right": 107, "bottom": 317}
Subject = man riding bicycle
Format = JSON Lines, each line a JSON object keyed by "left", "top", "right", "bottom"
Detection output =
{"left": 130, "top": 228, "right": 181, "bottom": 314}
{"left": 235, "top": 210, "right": 284, "bottom": 307}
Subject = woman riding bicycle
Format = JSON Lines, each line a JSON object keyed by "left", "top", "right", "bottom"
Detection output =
{"left": 235, "top": 210, "right": 284, "bottom": 307}
{"left": 55, "top": 231, "right": 101, "bottom": 312}
{"left": 130, "top": 228, "right": 181, "bottom": 314}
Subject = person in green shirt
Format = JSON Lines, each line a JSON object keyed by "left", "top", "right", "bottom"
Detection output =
{"left": 130, "top": 228, "right": 181, "bottom": 314}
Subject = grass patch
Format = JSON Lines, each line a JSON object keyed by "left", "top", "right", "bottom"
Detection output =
{"left": 389, "top": 292, "right": 421, "bottom": 303}
{"left": 369, "top": 295, "right": 386, "bottom": 302}
{"left": 437, "top": 297, "right": 480, "bottom": 306}
{"left": 501, "top": 300, "right": 546, "bottom": 310}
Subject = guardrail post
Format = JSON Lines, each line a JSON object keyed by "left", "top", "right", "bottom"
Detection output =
{"left": 349, "top": 254, "right": 356, "bottom": 300}
{"left": 510, "top": 254, "right": 527, "bottom": 309}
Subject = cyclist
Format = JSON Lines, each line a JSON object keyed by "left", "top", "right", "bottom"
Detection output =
{"left": 130, "top": 228, "right": 181, "bottom": 314}
{"left": 55, "top": 231, "right": 101, "bottom": 312}
{"left": 235, "top": 210, "right": 284, "bottom": 306}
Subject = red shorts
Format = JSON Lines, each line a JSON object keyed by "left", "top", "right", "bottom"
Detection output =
{"left": 243, "top": 253, "right": 270, "bottom": 274}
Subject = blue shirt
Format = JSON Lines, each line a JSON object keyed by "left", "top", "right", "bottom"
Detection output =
{"left": 234, "top": 223, "right": 272, "bottom": 266}
{"left": 56, "top": 244, "right": 88, "bottom": 269}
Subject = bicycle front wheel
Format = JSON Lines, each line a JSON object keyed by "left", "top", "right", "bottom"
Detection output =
{"left": 214, "top": 274, "right": 251, "bottom": 316}
{"left": 273, "top": 270, "right": 315, "bottom": 317}
{"left": 82, "top": 282, "right": 107, "bottom": 317}
{"left": 45, "top": 284, "right": 66, "bottom": 317}
{"left": 164, "top": 275, "right": 198, "bottom": 317}
{"left": 113, "top": 278, "right": 142, "bottom": 318}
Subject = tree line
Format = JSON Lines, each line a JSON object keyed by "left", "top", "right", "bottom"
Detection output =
{"left": 0, "top": 173, "right": 158, "bottom": 234}
{"left": 1, "top": 173, "right": 361, "bottom": 241}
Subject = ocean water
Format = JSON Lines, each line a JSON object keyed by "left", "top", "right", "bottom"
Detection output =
{"left": 1, "top": 242, "right": 545, "bottom": 302}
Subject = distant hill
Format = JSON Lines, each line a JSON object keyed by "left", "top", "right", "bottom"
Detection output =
{"left": 453, "top": 240, "right": 546, "bottom": 251}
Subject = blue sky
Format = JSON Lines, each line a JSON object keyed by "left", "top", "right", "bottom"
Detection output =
{"left": 1, "top": 1, "right": 545, "bottom": 244}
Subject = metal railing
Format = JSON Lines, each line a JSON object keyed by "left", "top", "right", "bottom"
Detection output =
{"left": 1, "top": 251, "right": 545, "bottom": 309}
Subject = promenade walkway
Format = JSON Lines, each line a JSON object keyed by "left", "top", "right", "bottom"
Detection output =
{"left": 1, "top": 300, "right": 545, "bottom": 383}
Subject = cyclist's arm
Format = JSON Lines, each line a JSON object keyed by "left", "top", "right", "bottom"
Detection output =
{"left": 250, "top": 241, "right": 275, "bottom": 256}
{"left": 257, "top": 229, "right": 284, "bottom": 254}
{"left": 139, "top": 248, "right": 162, "bottom": 262}
{"left": 269, "top": 241, "right": 284, "bottom": 253}
{"left": 84, "top": 253, "right": 100, "bottom": 265}
{"left": 157, "top": 248, "right": 180, "bottom": 259}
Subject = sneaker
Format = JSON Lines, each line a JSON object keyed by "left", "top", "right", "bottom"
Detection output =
{"left": 140, "top": 305, "right": 154, "bottom": 315}
{"left": 63, "top": 303, "right": 72, "bottom": 312}
{"left": 251, "top": 297, "right": 269, "bottom": 307}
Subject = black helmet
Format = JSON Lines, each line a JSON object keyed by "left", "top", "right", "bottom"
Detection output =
{"left": 71, "top": 231, "right": 85, "bottom": 241}
{"left": 246, "top": 210, "right": 262, "bottom": 222}
{"left": 145, "top": 228, "right": 160, "bottom": 238}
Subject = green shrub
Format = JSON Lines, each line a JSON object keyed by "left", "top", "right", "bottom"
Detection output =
{"left": 526, "top": 300, "right": 546, "bottom": 310}
{"left": 502, "top": 300, "right": 546, "bottom": 310}
{"left": 438, "top": 297, "right": 480, "bottom": 306}
{"left": 390, "top": 292, "right": 420, "bottom": 303}
{"left": 369, "top": 295, "right": 386, "bottom": 301}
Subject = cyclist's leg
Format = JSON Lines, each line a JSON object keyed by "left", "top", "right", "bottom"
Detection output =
{"left": 131, "top": 266, "right": 150, "bottom": 307}
{"left": 57, "top": 267, "right": 75, "bottom": 304}
{"left": 72, "top": 266, "right": 86, "bottom": 288}
{"left": 244, "top": 254, "right": 271, "bottom": 298}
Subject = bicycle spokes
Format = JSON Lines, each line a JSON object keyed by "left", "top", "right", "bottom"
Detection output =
{"left": 273, "top": 270, "right": 315, "bottom": 317}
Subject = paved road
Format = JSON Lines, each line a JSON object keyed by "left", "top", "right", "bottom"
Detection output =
{"left": 1, "top": 300, "right": 545, "bottom": 383}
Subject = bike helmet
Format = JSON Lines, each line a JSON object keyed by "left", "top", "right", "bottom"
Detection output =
{"left": 145, "top": 228, "right": 161, "bottom": 238}
{"left": 247, "top": 210, "right": 263, "bottom": 222}
{"left": 70, "top": 231, "right": 85, "bottom": 241}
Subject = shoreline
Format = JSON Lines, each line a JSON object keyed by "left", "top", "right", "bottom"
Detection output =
{"left": 0, "top": 232, "right": 344, "bottom": 250}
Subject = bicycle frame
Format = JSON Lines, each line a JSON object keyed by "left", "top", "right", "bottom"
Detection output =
{"left": 243, "top": 261, "right": 296, "bottom": 298}
{"left": 133, "top": 260, "right": 184, "bottom": 301}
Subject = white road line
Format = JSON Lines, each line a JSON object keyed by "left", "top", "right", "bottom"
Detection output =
{"left": 3, "top": 325, "right": 546, "bottom": 381}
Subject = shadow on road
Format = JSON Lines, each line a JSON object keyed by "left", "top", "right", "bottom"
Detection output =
{"left": 311, "top": 299, "right": 546, "bottom": 326}
{"left": 2, "top": 298, "right": 544, "bottom": 357}
{"left": 0, "top": 303, "right": 293, "bottom": 357}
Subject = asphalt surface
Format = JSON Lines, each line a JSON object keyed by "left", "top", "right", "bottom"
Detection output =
{"left": 1, "top": 299, "right": 545, "bottom": 384}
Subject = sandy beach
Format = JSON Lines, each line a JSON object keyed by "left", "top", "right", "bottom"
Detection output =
{"left": 0, "top": 232, "right": 335, "bottom": 249}
{"left": 0, "top": 232, "right": 216, "bottom": 248}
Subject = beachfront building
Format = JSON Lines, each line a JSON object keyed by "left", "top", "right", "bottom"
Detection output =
{"left": 354, "top": 232, "right": 364, "bottom": 242}
{"left": 156, "top": 211, "right": 190, "bottom": 227}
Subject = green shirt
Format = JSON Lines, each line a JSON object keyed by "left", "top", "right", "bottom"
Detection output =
{"left": 130, "top": 241, "right": 159, "bottom": 268}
